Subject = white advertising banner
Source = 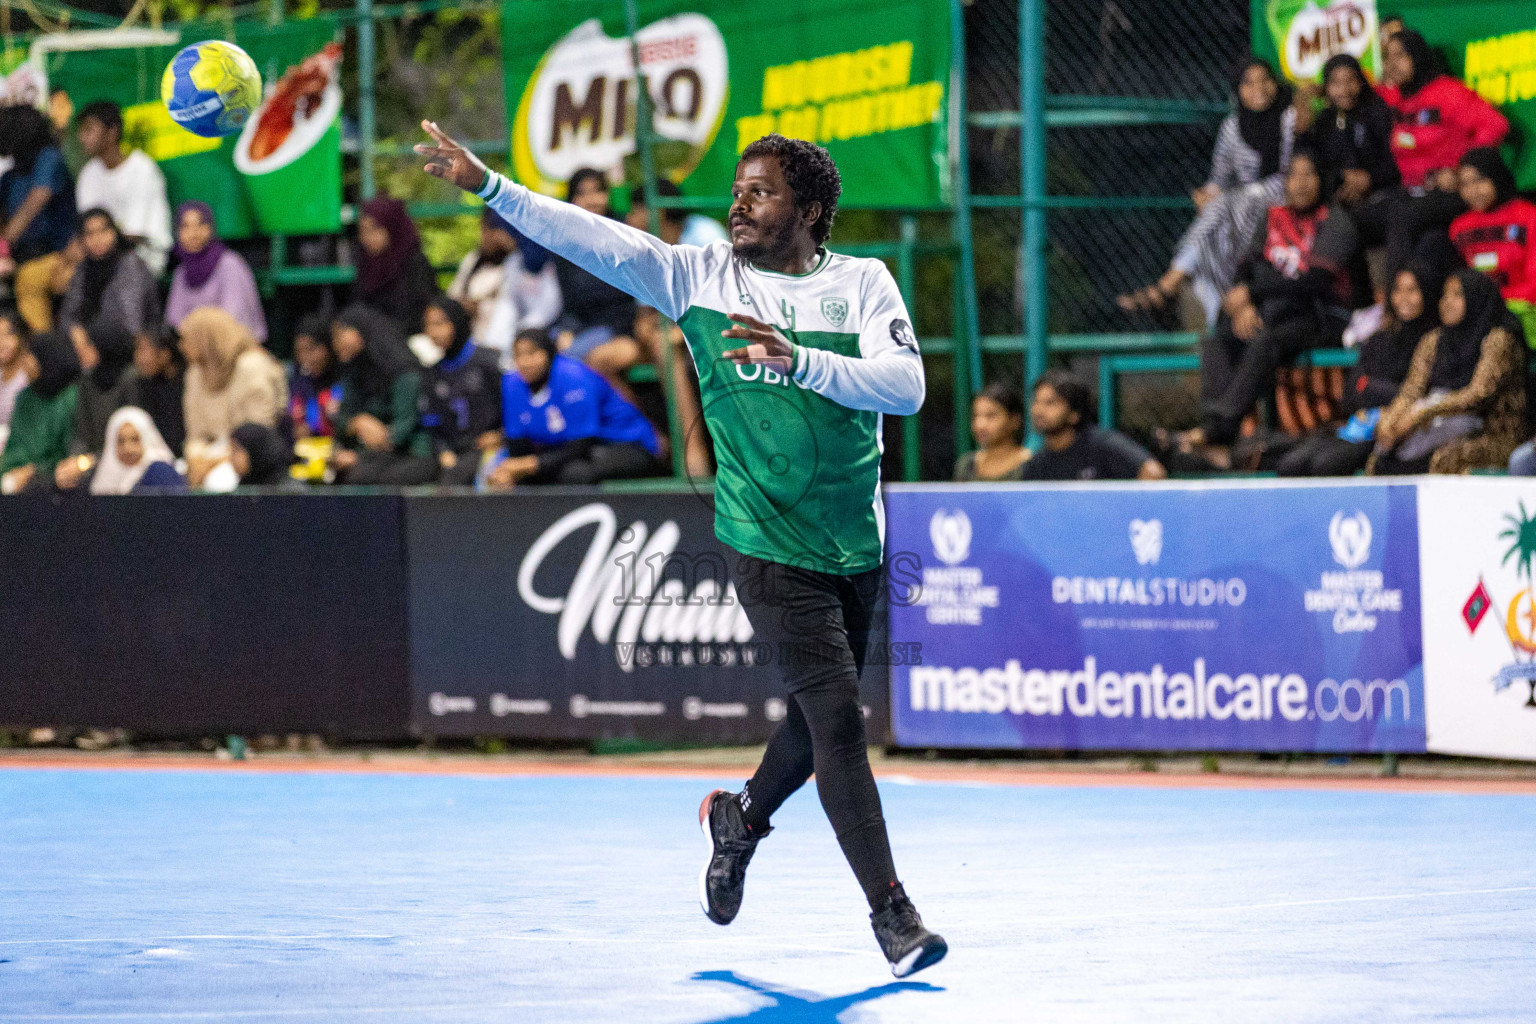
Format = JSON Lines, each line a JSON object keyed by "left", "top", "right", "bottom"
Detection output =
{"left": 1419, "top": 478, "right": 1536, "bottom": 760}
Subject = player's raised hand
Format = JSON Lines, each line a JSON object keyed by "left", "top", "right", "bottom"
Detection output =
{"left": 720, "top": 314, "right": 795, "bottom": 373}
{"left": 414, "top": 120, "right": 489, "bottom": 193}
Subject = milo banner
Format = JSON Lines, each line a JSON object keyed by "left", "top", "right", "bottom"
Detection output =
{"left": 405, "top": 492, "right": 890, "bottom": 743}
{"left": 1254, "top": 0, "right": 1536, "bottom": 187}
{"left": 501, "top": 0, "right": 951, "bottom": 208}
{"left": 38, "top": 21, "right": 337, "bottom": 238}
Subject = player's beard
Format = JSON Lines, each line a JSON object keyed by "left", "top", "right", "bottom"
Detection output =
{"left": 730, "top": 212, "right": 798, "bottom": 265}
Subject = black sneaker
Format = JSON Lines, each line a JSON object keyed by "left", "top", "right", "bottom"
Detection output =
{"left": 871, "top": 888, "right": 947, "bottom": 977}
{"left": 698, "top": 789, "right": 767, "bottom": 925}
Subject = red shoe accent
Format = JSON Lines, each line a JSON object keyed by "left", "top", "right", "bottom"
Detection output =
{"left": 699, "top": 789, "right": 724, "bottom": 827}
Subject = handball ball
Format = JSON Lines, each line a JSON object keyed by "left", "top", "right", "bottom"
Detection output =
{"left": 161, "top": 41, "right": 262, "bottom": 138}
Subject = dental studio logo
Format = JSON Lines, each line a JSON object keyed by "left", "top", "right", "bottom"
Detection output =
{"left": 1461, "top": 501, "right": 1536, "bottom": 709}
{"left": 1304, "top": 510, "right": 1403, "bottom": 634}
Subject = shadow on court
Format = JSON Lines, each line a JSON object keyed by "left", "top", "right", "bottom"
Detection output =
{"left": 689, "top": 969, "right": 941, "bottom": 1022}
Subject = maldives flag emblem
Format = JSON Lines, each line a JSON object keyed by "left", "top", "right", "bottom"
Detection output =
{"left": 1464, "top": 580, "right": 1492, "bottom": 634}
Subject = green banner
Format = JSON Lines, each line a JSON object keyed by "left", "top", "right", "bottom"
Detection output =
{"left": 501, "top": 0, "right": 951, "bottom": 209}
{"left": 1253, "top": 0, "right": 1536, "bottom": 187}
{"left": 42, "top": 20, "right": 335, "bottom": 239}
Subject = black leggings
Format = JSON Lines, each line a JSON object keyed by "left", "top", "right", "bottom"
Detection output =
{"left": 733, "top": 551, "right": 898, "bottom": 911}
{"left": 1275, "top": 432, "right": 1372, "bottom": 477}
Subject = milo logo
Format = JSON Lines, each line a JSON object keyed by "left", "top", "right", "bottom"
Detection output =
{"left": 512, "top": 14, "right": 729, "bottom": 196}
{"left": 1267, "top": 0, "right": 1378, "bottom": 82}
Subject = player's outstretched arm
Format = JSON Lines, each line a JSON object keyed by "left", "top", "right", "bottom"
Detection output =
{"left": 415, "top": 120, "right": 696, "bottom": 322}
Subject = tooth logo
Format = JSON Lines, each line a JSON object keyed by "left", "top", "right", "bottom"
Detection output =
{"left": 512, "top": 15, "right": 729, "bottom": 196}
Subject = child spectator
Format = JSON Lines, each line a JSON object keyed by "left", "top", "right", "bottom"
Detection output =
{"left": 328, "top": 304, "right": 436, "bottom": 485}
{"left": 73, "top": 101, "right": 172, "bottom": 275}
{"left": 164, "top": 201, "right": 266, "bottom": 341}
{"left": 1118, "top": 59, "right": 1305, "bottom": 326}
{"left": 954, "top": 382, "right": 1027, "bottom": 481}
{"left": 354, "top": 195, "right": 439, "bottom": 334}
{"left": 0, "top": 104, "right": 77, "bottom": 332}
{"left": 485, "top": 327, "right": 661, "bottom": 487}
{"left": 624, "top": 178, "right": 729, "bottom": 248}
{"left": 418, "top": 296, "right": 502, "bottom": 485}
{"left": 230, "top": 422, "right": 296, "bottom": 487}
{"left": 1192, "top": 150, "right": 1361, "bottom": 461}
{"left": 0, "top": 310, "right": 34, "bottom": 451}
{"left": 1019, "top": 370, "right": 1165, "bottom": 481}
{"left": 78, "top": 407, "right": 183, "bottom": 494}
{"left": 1449, "top": 148, "right": 1536, "bottom": 308}
{"left": 0, "top": 326, "right": 80, "bottom": 494}
{"left": 549, "top": 169, "right": 641, "bottom": 385}
{"left": 288, "top": 313, "right": 344, "bottom": 439}
{"left": 1278, "top": 263, "right": 1441, "bottom": 476}
{"left": 124, "top": 324, "right": 186, "bottom": 457}
{"left": 179, "top": 307, "right": 287, "bottom": 487}
{"left": 1372, "top": 268, "right": 1525, "bottom": 474}
{"left": 447, "top": 207, "right": 518, "bottom": 339}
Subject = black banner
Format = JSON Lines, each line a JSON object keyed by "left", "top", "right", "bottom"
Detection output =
{"left": 405, "top": 490, "right": 891, "bottom": 743}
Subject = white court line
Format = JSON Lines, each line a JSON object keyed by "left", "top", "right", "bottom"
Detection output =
{"left": 0, "top": 993, "right": 724, "bottom": 1021}
{"left": 1021, "top": 884, "right": 1536, "bottom": 925}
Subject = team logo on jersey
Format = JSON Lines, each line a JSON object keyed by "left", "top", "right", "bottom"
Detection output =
{"left": 820, "top": 296, "right": 849, "bottom": 327}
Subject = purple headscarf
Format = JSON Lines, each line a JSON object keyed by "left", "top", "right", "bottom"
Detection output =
{"left": 355, "top": 196, "right": 425, "bottom": 301}
{"left": 173, "top": 201, "right": 228, "bottom": 290}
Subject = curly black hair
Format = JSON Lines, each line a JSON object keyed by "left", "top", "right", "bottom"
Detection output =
{"left": 0, "top": 105, "right": 55, "bottom": 174}
{"left": 738, "top": 133, "right": 841, "bottom": 245}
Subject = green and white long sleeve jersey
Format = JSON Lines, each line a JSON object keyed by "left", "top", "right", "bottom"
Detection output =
{"left": 479, "top": 173, "right": 924, "bottom": 575}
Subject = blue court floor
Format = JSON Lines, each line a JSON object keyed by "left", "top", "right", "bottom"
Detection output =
{"left": 1, "top": 765, "right": 1533, "bottom": 1023}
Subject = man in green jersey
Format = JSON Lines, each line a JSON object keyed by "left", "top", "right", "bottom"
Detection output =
{"left": 417, "top": 121, "right": 946, "bottom": 978}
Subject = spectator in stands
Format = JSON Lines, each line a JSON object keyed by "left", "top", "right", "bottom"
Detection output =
{"left": 1278, "top": 263, "right": 1441, "bottom": 476}
{"left": 164, "top": 201, "right": 266, "bottom": 342}
{"left": 1449, "top": 148, "right": 1536, "bottom": 308}
{"left": 550, "top": 168, "right": 641, "bottom": 388}
{"left": 179, "top": 307, "right": 287, "bottom": 487}
{"left": 1019, "top": 370, "right": 1165, "bottom": 482}
{"left": 124, "top": 324, "right": 185, "bottom": 457}
{"left": 477, "top": 217, "right": 562, "bottom": 366}
{"left": 59, "top": 209, "right": 159, "bottom": 347}
{"left": 1118, "top": 58, "right": 1306, "bottom": 326}
{"left": 1304, "top": 55, "right": 1399, "bottom": 218}
{"left": 328, "top": 304, "right": 436, "bottom": 485}
{"left": 1372, "top": 268, "right": 1525, "bottom": 474}
{"left": 447, "top": 207, "right": 518, "bottom": 339}
{"left": 0, "top": 311, "right": 34, "bottom": 451}
{"left": 485, "top": 327, "right": 661, "bottom": 488}
{"left": 1186, "top": 149, "right": 1360, "bottom": 465}
{"left": 954, "top": 382, "right": 1027, "bottom": 481}
{"left": 78, "top": 407, "right": 183, "bottom": 494}
{"left": 229, "top": 422, "right": 295, "bottom": 487}
{"left": 418, "top": 296, "right": 502, "bottom": 485}
{"left": 1378, "top": 13, "right": 1405, "bottom": 51}
{"left": 624, "top": 179, "right": 729, "bottom": 247}
{"left": 0, "top": 105, "right": 77, "bottom": 332}
{"left": 0, "top": 325, "right": 79, "bottom": 494}
{"left": 288, "top": 313, "right": 343, "bottom": 439}
{"left": 1371, "top": 29, "right": 1507, "bottom": 277}
{"left": 73, "top": 101, "right": 172, "bottom": 276}
{"left": 54, "top": 321, "right": 137, "bottom": 490}
{"left": 354, "top": 195, "right": 439, "bottom": 334}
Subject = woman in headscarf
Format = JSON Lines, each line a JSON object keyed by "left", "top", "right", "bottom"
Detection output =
{"left": 179, "top": 306, "right": 287, "bottom": 486}
{"left": 53, "top": 318, "right": 138, "bottom": 490}
{"left": 288, "top": 313, "right": 344, "bottom": 439}
{"left": 419, "top": 295, "right": 502, "bottom": 485}
{"left": 1303, "top": 54, "right": 1399, "bottom": 212}
{"left": 1278, "top": 262, "right": 1442, "bottom": 476}
{"left": 1372, "top": 267, "right": 1526, "bottom": 474}
{"left": 1449, "top": 148, "right": 1536, "bottom": 306}
{"left": 353, "top": 196, "right": 439, "bottom": 333}
{"left": 1363, "top": 29, "right": 1509, "bottom": 279}
{"left": 483, "top": 327, "right": 661, "bottom": 488}
{"left": 123, "top": 323, "right": 186, "bottom": 457}
{"left": 0, "top": 324, "right": 80, "bottom": 494}
{"left": 1118, "top": 58, "right": 1307, "bottom": 327}
{"left": 163, "top": 201, "right": 267, "bottom": 341}
{"left": 58, "top": 208, "right": 159, "bottom": 345}
{"left": 328, "top": 303, "right": 436, "bottom": 485}
{"left": 77, "top": 407, "right": 183, "bottom": 494}
{"left": 230, "top": 422, "right": 296, "bottom": 487}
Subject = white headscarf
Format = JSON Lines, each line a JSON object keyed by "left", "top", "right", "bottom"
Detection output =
{"left": 90, "top": 407, "right": 177, "bottom": 495}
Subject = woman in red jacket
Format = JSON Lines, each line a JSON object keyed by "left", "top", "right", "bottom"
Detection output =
{"left": 1449, "top": 147, "right": 1536, "bottom": 305}
{"left": 1362, "top": 29, "right": 1509, "bottom": 279}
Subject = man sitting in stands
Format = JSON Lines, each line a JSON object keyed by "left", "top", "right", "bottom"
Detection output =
{"left": 1020, "top": 370, "right": 1165, "bottom": 482}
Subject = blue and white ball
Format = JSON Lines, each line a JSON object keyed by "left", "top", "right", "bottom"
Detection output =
{"left": 161, "top": 41, "right": 262, "bottom": 138}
